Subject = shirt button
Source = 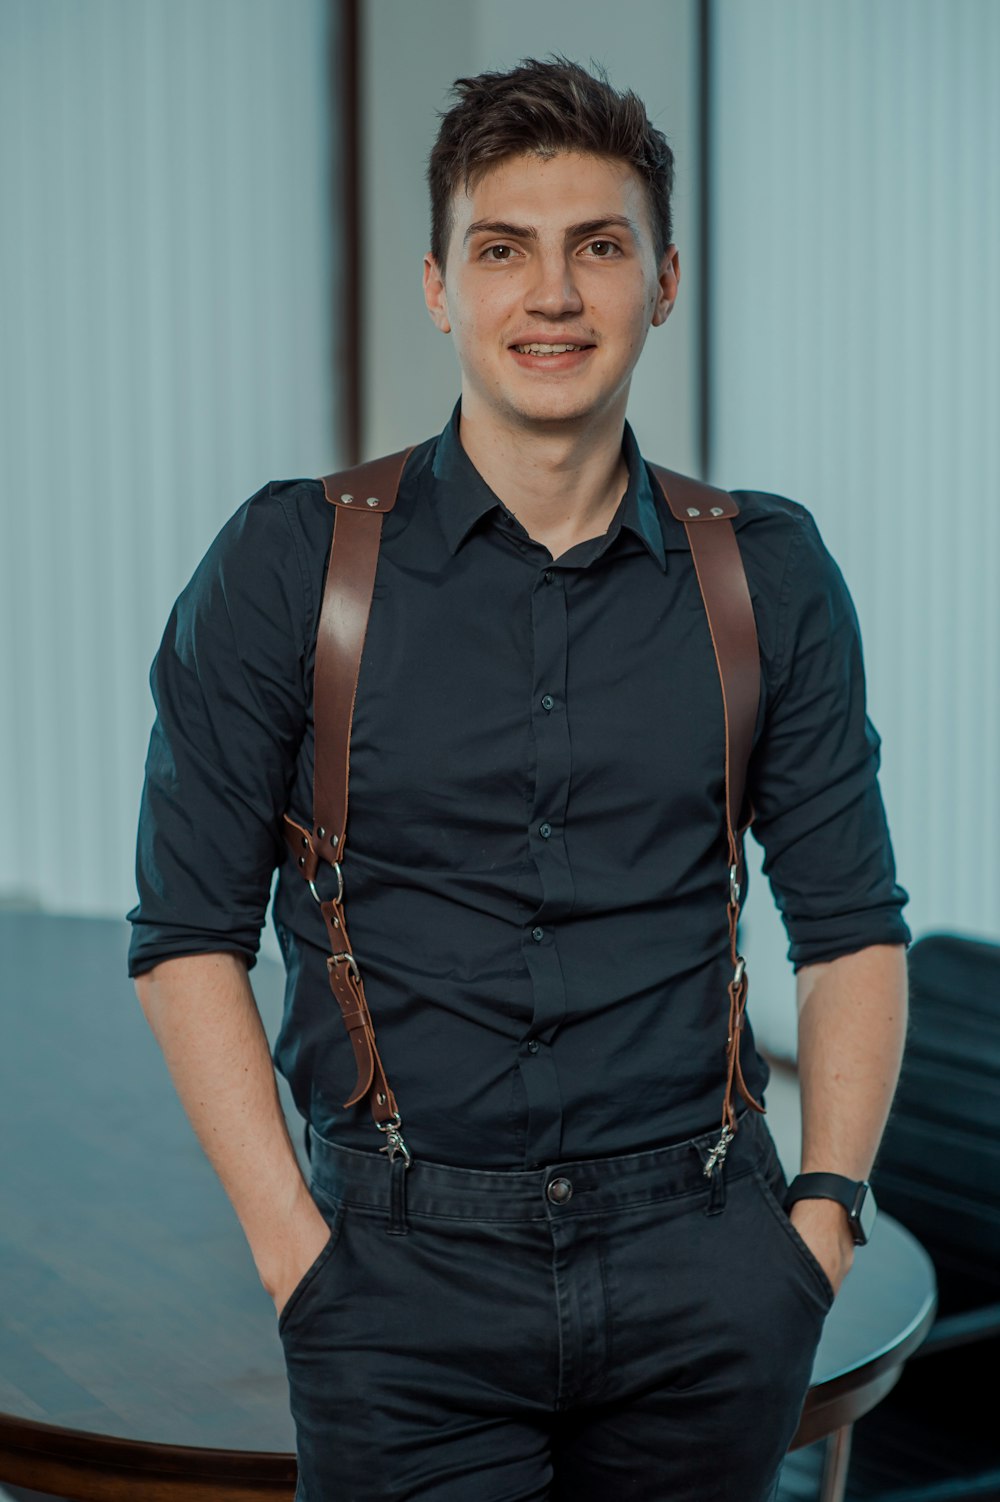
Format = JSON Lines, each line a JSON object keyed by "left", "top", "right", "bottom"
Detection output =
{"left": 541, "top": 694, "right": 554, "bottom": 711}
{"left": 543, "top": 569, "right": 554, "bottom": 583}
{"left": 547, "top": 1177, "right": 573, "bottom": 1205}
{"left": 526, "top": 1040, "right": 539, "bottom": 1054}
{"left": 531, "top": 926, "right": 544, "bottom": 942}
{"left": 538, "top": 822, "right": 552, "bottom": 839}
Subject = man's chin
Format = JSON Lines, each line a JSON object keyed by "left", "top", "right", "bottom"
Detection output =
{"left": 498, "top": 387, "right": 617, "bottom": 431}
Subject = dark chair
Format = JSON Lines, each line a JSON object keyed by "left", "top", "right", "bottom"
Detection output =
{"left": 780, "top": 932, "right": 1000, "bottom": 1502}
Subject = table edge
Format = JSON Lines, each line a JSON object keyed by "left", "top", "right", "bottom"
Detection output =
{"left": 791, "top": 1284, "right": 938, "bottom": 1448}
{"left": 0, "top": 1412, "right": 295, "bottom": 1481}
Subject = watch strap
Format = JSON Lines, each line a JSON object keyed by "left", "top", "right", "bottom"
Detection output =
{"left": 785, "top": 1172, "right": 873, "bottom": 1245}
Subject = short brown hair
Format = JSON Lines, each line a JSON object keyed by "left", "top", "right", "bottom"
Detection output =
{"left": 427, "top": 56, "right": 675, "bottom": 270}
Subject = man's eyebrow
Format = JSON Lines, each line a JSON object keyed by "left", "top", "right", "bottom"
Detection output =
{"left": 464, "top": 220, "right": 538, "bottom": 245}
{"left": 566, "top": 215, "right": 640, "bottom": 241}
{"left": 463, "top": 214, "right": 640, "bottom": 246}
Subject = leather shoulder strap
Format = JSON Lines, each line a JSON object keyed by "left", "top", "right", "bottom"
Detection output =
{"left": 282, "top": 448, "right": 413, "bottom": 877}
{"left": 649, "top": 463, "right": 765, "bottom": 1135}
{"left": 647, "top": 465, "right": 760, "bottom": 852}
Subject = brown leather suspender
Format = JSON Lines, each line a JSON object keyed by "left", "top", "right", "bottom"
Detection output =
{"left": 283, "top": 451, "right": 764, "bottom": 1172}
{"left": 282, "top": 449, "right": 415, "bottom": 1164}
{"left": 647, "top": 465, "right": 767, "bottom": 1175}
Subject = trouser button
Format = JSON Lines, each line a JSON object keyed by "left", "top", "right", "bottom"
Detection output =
{"left": 547, "top": 1177, "right": 573, "bottom": 1205}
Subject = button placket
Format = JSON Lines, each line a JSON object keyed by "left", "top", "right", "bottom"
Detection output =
{"left": 518, "top": 566, "right": 574, "bottom": 1164}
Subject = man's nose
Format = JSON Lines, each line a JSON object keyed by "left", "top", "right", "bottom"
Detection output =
{"left": 524, "top": 254, "right": 584, "bottom": 316}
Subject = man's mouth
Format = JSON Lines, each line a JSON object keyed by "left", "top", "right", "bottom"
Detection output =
{"left": 511, "top": 342, "right": 593, "bottom": 355}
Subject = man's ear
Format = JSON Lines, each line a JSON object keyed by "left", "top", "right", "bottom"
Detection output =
{"left": 423, "top": 253, "right": 452, "bottom": 334}
{"left": 651, "top": 245, "right": 681, "bottom": 328}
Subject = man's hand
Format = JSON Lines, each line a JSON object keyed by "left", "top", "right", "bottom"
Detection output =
{"left": 263, "top": 1196, "right": 336, "bottom": 1320}
{"left": 135, "top": 954, "right": 341, "bottom": 1323}
{"left": 788, "top": 1195, "right": 855, "bottom": 1299}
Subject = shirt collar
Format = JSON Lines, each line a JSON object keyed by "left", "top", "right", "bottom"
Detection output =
{"left": 430, "top": 399, "right": 667, "bottom": 571}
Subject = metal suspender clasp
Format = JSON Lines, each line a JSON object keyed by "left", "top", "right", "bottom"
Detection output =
{"left": 729, "top": 863, "right": 741, "bottom": 906}
{"left": 703, "top": 1124, "right": 734, "bottom": 1179}
{"left": 329, "top": 951, "right": 361, "bottom": 984}
{"left": 377, "top": 1113, "right": 412, "bottom": 1167}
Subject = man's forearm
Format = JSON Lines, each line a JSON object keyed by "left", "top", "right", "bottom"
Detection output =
{"left": 787, "top": 942, "right": 908, "bottom": 1292}
{"left": 134, "top": 952, "right": 325, "bottom": 1298}
{"left": 795, "top": 942, "right": 908, "bottom": 1178}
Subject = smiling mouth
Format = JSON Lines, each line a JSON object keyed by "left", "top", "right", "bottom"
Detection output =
{"left": 511, "top": 342, "right": 594, "bottom": 355}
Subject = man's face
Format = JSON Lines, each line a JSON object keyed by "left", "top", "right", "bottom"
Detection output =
{"left": 423, "top": 150, "right": 679, "bottom": 432}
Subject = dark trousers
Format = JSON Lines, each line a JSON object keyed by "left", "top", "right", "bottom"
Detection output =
{"left": 278, "top": 1111, "right": 833, "bottom": 1501}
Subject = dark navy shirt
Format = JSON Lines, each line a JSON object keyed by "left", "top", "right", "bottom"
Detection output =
{"left": 128, "top": 401, "right": 910, "bottom": 1168}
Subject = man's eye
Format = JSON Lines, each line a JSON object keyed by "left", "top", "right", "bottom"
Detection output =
{"left": 485, "top": 245, "right": 514, "bottom": 261}
{"left": 588, "top": 240, "right": 618, "bottom": 257}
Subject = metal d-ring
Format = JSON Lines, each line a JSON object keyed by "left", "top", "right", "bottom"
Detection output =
{"left": 308, "top": 860, "right": 344, "bottom": 906}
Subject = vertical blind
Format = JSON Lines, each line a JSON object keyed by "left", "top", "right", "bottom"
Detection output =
{"left": 711, "top": 0, "right": 1000, "bottom": 1053}
{"left": 0, "top": 0, "right": 339, "bottom": 918}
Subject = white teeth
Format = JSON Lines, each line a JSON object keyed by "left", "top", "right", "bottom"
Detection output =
{"left": 514, "top": 343, "right": 584, "bottom": 355}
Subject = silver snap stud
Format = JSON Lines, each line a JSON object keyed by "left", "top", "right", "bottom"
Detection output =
{"left": 365, "top": 496, "right": 379, "bottom": 507}
{"left": 317, "top": 826, "right": 326, "bottom": 839}
{"left": 340, "top": 493, "right": 354, "bottom": 503}
{"left": 547, "top": 1177, "right": 573, "bottom": 1205}
{"left": 686, "top": 507, "right": 701, "bottom": 518}
{"left": 710, "top": 506, "right": 724, "bottom": 516}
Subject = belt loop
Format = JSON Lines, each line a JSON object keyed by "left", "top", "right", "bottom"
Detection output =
{"left": 387, "top": 1153, "right": 410, "bottom": 1236}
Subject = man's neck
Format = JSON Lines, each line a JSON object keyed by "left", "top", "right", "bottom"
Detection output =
{"left": 457, "top": 399, "right": 631, "bottom": 561}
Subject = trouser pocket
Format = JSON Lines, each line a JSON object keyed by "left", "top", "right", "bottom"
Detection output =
{"left": 277, "top": 1187, "right": 346, "bottom": 1339}
{"left": 750, "top": 1137, "right": 837, "bottom": 1312}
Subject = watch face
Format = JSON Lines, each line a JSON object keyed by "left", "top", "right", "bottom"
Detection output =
{"left": 853, "top": 1182, "right": 877, "bottom": 1244}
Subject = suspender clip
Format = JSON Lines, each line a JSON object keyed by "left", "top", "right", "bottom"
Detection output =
{"left": 703, "top": 1123, "right": 734, "bottom": 1179}
{"left": 377, "top": 1113, "right": 412, "bottom": 1168}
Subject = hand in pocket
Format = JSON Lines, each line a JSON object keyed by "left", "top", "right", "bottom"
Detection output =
{"left": 266, "top": 1202, "right": 337, "bottom": 1320}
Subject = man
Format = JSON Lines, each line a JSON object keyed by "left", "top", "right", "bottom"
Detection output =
{"left": 129, "top": 58, "right": 909, "bottom": 1501}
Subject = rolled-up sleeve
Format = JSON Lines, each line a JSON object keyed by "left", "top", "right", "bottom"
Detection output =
{"left": 127, "top": 485, "right": 312, "bottom": 977}
{"left": 747, "top": 505, "right": 910, "bottom": 969}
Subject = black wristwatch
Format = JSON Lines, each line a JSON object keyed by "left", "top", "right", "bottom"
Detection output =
{"left": 784, "top": 1173, "right": 877, "bottom": 1246}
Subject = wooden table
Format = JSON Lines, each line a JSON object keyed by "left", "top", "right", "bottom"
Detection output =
{"left": 0, "top": 914, "right": 935, "bottom": 1501}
